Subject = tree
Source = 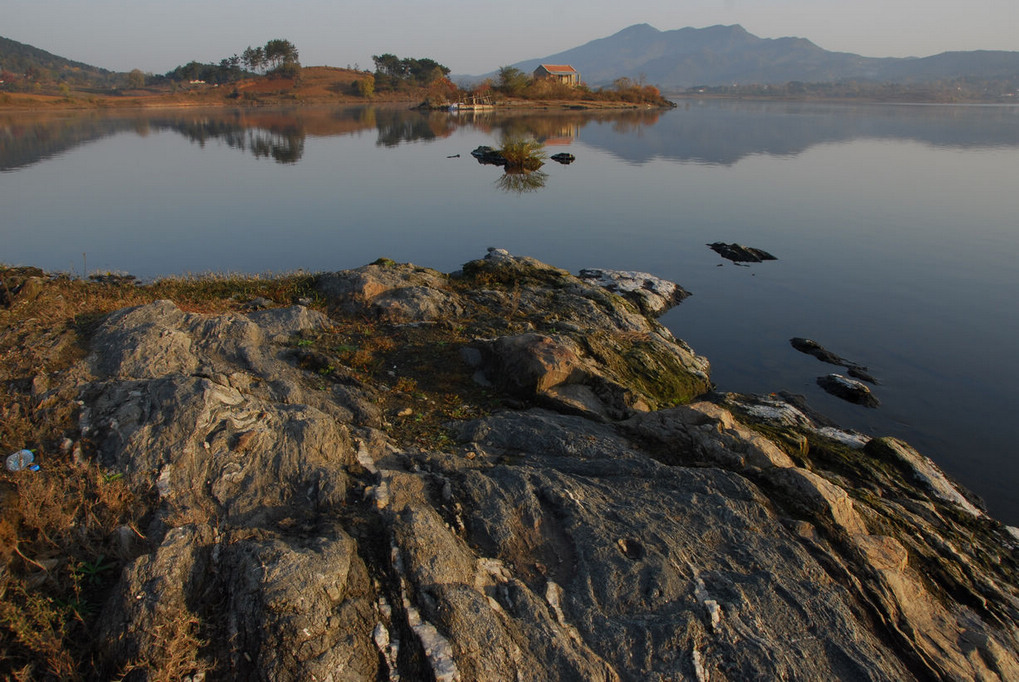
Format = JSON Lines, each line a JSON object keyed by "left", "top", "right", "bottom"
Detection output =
{"left": 497, "top": 66, "right": 529, "bottom": 96}
{"left": 371, "top": 54, "right": 451, "bottom": 91}
{"left": 242, "top": 45, "right": 264, "bottom": 73}
{"left": 127, "top": 69, "right": 145, "bottom": 88}
{"left": 356, "top": 74, "right": 375, "bottom": 98}
{"left": 372, "top": 53, "right": 404, "bottom": 79}
{"left": 264, "top": 39, "right": 299, "bottom": 72}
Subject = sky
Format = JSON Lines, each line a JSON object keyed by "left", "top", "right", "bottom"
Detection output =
{"left": 4, "top": 0, "right": 1017, "bottom": 76}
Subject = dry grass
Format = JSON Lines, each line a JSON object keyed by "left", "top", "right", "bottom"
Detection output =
{"left": 119, "top": 611, "right": 208, "bottom": 682}
{"left": 0, "top": 265, "right": 499, "bottom": 676}
{"left": 0, "top": 267, "right": 316, "bottom": 679}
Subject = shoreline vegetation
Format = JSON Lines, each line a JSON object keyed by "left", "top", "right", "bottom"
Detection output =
{"left": 1, "top": 254, "right": 1018, "bottom": 678}
{"left": 4, "top": 33, "right": 1017, "bottom": 114}
{"left": 5, "top": 65, "right": 1009, "bottom": 114}
{"left": 0, "top": 40, "right": 675, "bottom": 111}
{"left": 0, "top": 61, "right": 677, "bottom": 113}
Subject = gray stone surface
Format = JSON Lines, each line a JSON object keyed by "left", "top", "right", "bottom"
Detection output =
{"left": 72, "top": 253, "right": 1019, "bottom": 680}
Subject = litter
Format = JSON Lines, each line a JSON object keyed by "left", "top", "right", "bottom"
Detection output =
{"left": 6, "top": 449, "right": 40, "bottom": 472}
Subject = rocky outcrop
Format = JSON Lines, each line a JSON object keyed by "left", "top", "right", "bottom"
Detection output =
{"left": 66, "top": 251, "right": 1019, "bottom": 680}
{"left": 708, "top": 242, "right": 777, "bottom": 263}
{"left": 577, "top": 268, "right": 691, "bottom": 316}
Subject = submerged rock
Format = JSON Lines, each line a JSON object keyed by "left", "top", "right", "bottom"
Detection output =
{"left": 791, "top": 337, "right": 879, "bottom": 384}
{"left": 39, "top": 250, "right": 1019, "bottom": 679}
{"left": 791, "top": 337, "right": 844, "bottom": 365}
{"left": 470, "top": 145, "right": 507, "bottom": 166}
{"left": 817, "top": 373, "right": 881, "bottom": 407}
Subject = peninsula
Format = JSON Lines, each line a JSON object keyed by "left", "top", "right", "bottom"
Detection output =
{"left": 1, "top": 250, "right": 1017, "bottom": 679}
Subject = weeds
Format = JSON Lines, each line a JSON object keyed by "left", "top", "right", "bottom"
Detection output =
{"left": 0, "top": 269, "right": 158, "bottom": 679}
{"left": 498, "top": 137, "right": 546, "bottom": 172}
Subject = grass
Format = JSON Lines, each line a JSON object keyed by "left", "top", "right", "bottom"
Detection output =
{"left": 0, "top": 266, "right": 318, "bottom": 678}
{"left": 498, "top": 138, "right": 546, "bottom": 173}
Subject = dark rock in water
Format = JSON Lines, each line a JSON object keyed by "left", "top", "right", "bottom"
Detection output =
{"left": 550, "top": 152, "right": 575, "bottom": 164}
{"left": 847, "top": 365, "right": 879, "bottom": 384}
{"left": 791, "top": 338, "right": 879, "bottom": 384}
{"left": 470, "top": 145, "right": 507, "bottom": 166}
{"left": 791, "top": 337, "right": 844, "bottom": 365}
{"left": 817, "top": 373, "right": 880, "bottom": 407}
{"left": 708, "top": 242, "right": 777, "bottom": 263}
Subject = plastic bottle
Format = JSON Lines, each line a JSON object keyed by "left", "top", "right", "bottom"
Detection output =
{"left": 6, "top": 449, "right": 40, "bottom": 472}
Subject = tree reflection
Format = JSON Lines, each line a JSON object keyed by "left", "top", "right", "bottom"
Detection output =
{"left": 373, "top": 109, "right": 456, "bottom": 147}
{"left": 247, "top": 128, "right": 305, "bottom": 163}
{"left": 496, "top": 170, "right": 548, "bottom": 194}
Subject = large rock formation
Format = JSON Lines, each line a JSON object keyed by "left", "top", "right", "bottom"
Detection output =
{"left": 68, "top": 250, "right": 1019, "bottom": 679}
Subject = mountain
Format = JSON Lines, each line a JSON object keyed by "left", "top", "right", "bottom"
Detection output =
{"left": 485, "top": 24, "right": 1019, "bottom": 90}
{"left": 0, "top": 35, "right": 119, "bottom": 87}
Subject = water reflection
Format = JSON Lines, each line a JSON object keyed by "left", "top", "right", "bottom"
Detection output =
{"left": 585, "top": 100, "right": 1019, "bottom": 165}
{"left": 496, "top": 170, "right": 549, "bottom": 194}
{"left": 372, "top": 108, "right": 456, "bottom": 147}
{"left": 2, "top": 102, "right": 1017, "bottom": 173}
{"left": 160, "top": 116, "right": 305, "bottom": 163}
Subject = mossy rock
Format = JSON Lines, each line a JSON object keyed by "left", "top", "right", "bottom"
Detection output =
{"left": 456, "top": 251, "right": 573, "bottom": 289}
{"left": 583, "top": 331, "right": 710, "bottom": 409}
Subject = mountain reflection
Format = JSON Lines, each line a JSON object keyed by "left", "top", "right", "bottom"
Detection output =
{"left": 2, "top": 101, "right": 1018, "bottom": 172}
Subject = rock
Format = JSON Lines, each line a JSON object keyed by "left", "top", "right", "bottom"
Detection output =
{"left": 728, "top": 393, "right": 871, "bottom": 449}
{"left": 708, "top": 242, "right": 777, "bottom": 263}
{"left": 623, "top": 401, "right": 796, "bottom": 470}
{"left": 470, "top": 145, "right": 507, "bottom": 166}
{"left": 791, "top": 338, "right": 879, "bottom": 384}
{"left": 790, "top": 337, "right": 844, "bottom": 365}
{"left": 577, "top": 268, "right": 691, "bottom": 316}
{"left": 550, "top": 152, "right": 575, "bottom": 164}
{"left": 817, "top": 373, "right": 880, "bottom": 407}
{"left": 865, "top": 437, "right": 983, "bottom": 517}
{"left": 19, "top": 249, "right": 1015, "bottom": 680}
{"left": 847, "top": 366, "right": 879, "bottom": 384}
{"left": 475, "top": 333, "right": 587, "bottom": 396}
{"left": 0, "top": 266, "right": 46, "bottom": 306}
{"left": 315, "top": 261, "right": 463, "bottom": 322}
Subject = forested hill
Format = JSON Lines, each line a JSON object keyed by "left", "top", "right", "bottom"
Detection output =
{"left": 0, "top": 35, "right": 119, "bottom": 87}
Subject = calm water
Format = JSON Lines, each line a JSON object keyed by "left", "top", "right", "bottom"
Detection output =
{"left": 2, "top": 101, "right": 1017, "bottom": 522}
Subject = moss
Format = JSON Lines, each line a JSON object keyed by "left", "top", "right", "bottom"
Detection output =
{"left": 583, "top": 332, "right": 710, "bottom": 409}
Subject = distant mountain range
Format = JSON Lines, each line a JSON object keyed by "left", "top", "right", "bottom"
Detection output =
{"left": 481, "top": 24, "right": 1019, "bottom": 90}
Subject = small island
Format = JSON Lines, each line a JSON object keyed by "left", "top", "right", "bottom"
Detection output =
{"left": 1, "top": 250, "right": 1017, "bottom": 679}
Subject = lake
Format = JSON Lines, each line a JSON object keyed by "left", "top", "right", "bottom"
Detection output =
{"left": 2, "top": 100, "right": 1017, "bottom": 523}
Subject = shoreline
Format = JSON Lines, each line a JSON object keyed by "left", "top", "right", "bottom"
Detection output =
{"left": 2, "top": 253, "right": 1018, "bottom": 677}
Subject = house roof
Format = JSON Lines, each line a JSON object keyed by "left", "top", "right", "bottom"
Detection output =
{"left": 537, "top": 64, "right": 578, "bottom": 74}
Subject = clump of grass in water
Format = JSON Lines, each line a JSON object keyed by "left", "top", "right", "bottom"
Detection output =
{"left": 498, "top": 138, "right": 546, "bottom": 173}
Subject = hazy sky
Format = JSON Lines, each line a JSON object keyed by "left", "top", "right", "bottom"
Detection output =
{"left": 5, "top": 0, "right": 1017, "bottom": 75}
